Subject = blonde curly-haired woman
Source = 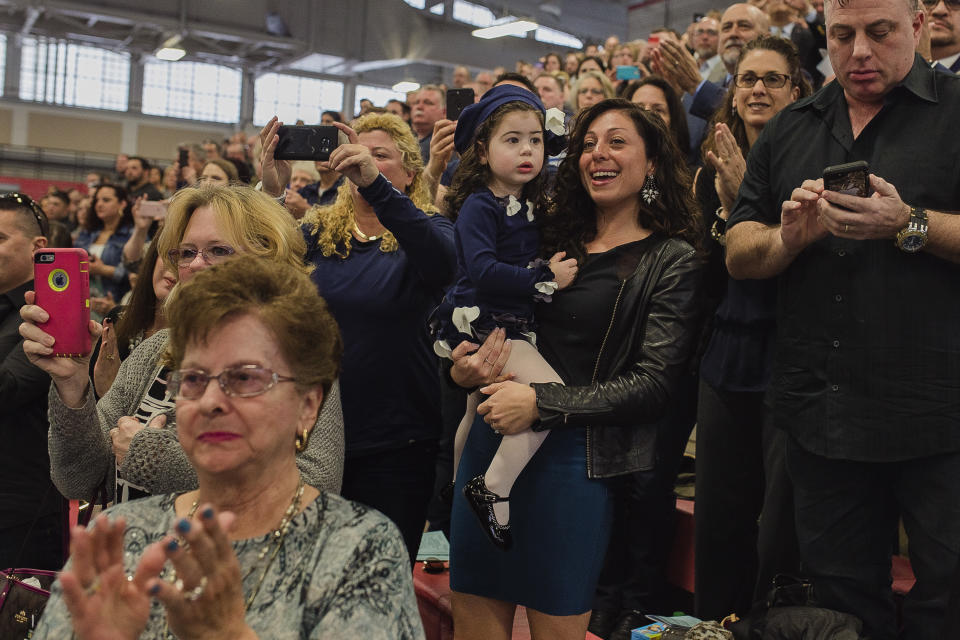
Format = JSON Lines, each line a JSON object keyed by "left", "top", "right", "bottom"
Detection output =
{"left": 260, "top": 112, "right": 456, "bottom": 563}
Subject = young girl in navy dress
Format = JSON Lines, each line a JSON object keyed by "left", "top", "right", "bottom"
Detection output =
{"left": 432, "top": 85, "right": 575, "bottom": 549}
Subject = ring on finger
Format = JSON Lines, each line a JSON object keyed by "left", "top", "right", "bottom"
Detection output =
{"left": 844, "top": 224, "right": 850, "bottom": 233}
{"left": 184, "top": 576, "right": 208, "bottom": 602}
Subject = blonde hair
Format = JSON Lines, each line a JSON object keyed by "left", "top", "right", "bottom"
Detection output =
{"left": 573, "top": 71, "right": 616, "bottom": 113}
{"left": 156, "top": 183, "right": 309, "bottom": 275}
{"left": 304, "top": 112, "right": 437, "bottom": 258}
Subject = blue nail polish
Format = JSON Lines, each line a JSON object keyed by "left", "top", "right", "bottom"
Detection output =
{"left": 201, "top": 507, "right": 214, "bottom": 520}
{"left": 149, "top": 583, "right": 160, "bottom": 595}
{"left": 166, "top": 538, "right": 179, "bottom": 552}
{"left": 176, "top": 519, "right": 191, "bottom": 534}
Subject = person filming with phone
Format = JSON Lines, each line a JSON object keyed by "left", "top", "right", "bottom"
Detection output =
{"left": 724, "top": 0, "right": 960, "bottom": 636}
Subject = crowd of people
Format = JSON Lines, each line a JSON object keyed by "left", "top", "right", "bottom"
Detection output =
{"left": 1, "top": 0, "right": 958, "bottom": 637}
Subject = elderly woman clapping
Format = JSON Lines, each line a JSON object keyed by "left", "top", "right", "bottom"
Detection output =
{"left": 31, "top": 256, "right": 424, "bottom": 640}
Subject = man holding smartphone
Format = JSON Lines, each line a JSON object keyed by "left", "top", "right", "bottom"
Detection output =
{"left": 0, "top": 194, "right": 65, "bottom": 571}
{"left": 725, "top": 0, "right": 960, "bottom": 637}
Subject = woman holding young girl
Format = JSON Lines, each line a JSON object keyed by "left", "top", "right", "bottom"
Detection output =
{"left": 447, "top": 98, "right": 704, "bottom": 639}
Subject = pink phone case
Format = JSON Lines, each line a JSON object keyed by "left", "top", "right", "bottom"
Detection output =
{"left": 34, "top": 248, "right": 91, "bottom": 357}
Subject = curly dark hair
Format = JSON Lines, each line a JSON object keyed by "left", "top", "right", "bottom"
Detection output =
{"left": 540, "top": 99, "right": 702, "bottom": 262}
{"left": 624, "top": 76, "right": 691, "bottom": 160}
{"left": 701, "top": 34, "right": 812, "bottom": 160}
{"left": 445, "top": 101, "right": 548, "bottom": 222}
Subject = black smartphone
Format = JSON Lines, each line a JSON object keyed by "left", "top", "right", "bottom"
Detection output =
{"left": 823, "top": 160, "right": 869, "bottom": 198}
{"left": 446, "top": 88, "right": 475, "bottom": 121}
{"left": 178, "top": 147, "right": 189, "bottom": 168}
{"left": 274, "top": 125, "right": 340, "bottom": 161}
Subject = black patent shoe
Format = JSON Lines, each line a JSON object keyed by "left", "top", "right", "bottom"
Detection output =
{"left": 587, "top": 608, "right": 620, "bottom": 639}
{"left": 609, "top": 610, "right": 647, "bottom": 640}
{"left": 462, "top": 475, "right": 512, "bottom": 551}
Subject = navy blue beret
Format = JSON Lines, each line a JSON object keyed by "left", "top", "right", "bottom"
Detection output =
{"left": 453, "top": 85, "right": 557, "bottom": 155}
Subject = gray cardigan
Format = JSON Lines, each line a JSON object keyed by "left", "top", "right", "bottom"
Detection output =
{"left": 47, "top": 329, "right": 345, "bottom": 500}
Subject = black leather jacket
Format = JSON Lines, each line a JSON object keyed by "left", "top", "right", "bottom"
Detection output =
{"left": 531, "top": 235, "right": 704, "bottom": 478}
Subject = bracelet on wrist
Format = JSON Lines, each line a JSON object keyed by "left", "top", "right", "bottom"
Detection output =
{"left": 710, "top": 206, "right": 727, "bottom": 245}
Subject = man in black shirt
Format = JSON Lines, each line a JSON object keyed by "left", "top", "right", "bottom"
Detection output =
{"left": 726, "top": 0, "right": 960, "bottom": 636}
{"left": 0, "top": 194, "right": 65, "bottom": 570}
{"left": 124, "top": 156, "right": 164, "bottom": 201}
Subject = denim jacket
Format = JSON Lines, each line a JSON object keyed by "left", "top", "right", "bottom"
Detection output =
{"left": 74, "top": 224, "right": 134, "bottom": 302}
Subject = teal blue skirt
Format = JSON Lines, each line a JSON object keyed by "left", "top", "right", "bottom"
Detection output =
{"left": 449, "top": 415, "right": 613, "bottom": 615}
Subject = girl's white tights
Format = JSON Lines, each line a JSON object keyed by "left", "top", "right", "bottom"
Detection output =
{"left": 453, "top": 339, "right": 563, "bottom": 525}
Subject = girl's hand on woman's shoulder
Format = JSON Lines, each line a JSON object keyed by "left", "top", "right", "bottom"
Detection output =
{"left": 548, "top": 251, "right": 578, "bottom": 289}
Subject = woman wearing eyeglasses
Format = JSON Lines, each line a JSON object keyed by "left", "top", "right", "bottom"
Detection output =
{"left": 19, "top": 184, "right": 344, "bottom": 506}
{"left": 31, "top": 256, "right": 423, "bottom": 640}
{"left": 692, "top": 35, "right": 812, "bottom": 621}
{"left": 572, "top": 71, "right": 616, "bottom": 115}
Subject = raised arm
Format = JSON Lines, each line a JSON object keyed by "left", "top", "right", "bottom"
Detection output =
{"left": 356, "top": 175, "right": 456, "bottom": 287}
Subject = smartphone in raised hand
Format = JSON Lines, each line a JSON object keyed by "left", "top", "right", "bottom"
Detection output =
{"left": 34, "top": 248, "right": 91, "bottom": 357}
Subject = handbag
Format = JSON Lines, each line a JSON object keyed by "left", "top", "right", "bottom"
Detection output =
{"left": 0, "top": 568, "right": 56, "bottom": 639}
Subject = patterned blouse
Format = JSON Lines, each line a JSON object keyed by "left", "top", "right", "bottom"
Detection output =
{"left": 32, "top": 492, "right": 426, "bottom": 639}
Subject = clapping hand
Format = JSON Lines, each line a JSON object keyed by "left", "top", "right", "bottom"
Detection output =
{"left": 705, "top": 123, "right": 747, "bottom": 213}
{"left": 143, "top": 507, "right": 255, "bottom": 640}
{"left": 58, "top": 516, "right": 153, "bottom": 640}
{"left": 651, "top": 38, "right": 702, "bottom": 96}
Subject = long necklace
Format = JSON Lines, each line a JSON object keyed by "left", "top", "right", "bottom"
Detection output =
{"left": 163, "top": 475, "right": 306, "bottom": 635}
{"left": 353, "top": 222, "right": 381, "bottom": 242}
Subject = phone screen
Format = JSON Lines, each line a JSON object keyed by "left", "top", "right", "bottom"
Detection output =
{"left": 616, "top": 66, "right": 641, "bottom": 81}
{"left": 823, "top": 161, "right": 869, "bottom": 198}
{"left": 446, "top": 88, "right": 475, "bottom": 121}
{"left": 140, "top": 201, "right": 168, "bottom": 220}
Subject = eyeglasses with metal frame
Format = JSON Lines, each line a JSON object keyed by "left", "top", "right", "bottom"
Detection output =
{"left": 167, "top": 365, "right": 296, "bottom": 400}
{"left": 166, "top": 245, "right": 236, "bottom": 266}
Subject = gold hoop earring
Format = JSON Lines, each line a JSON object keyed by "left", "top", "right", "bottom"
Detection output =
{"left": 295, "top": 429, "right": 310, "bottom": 452}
